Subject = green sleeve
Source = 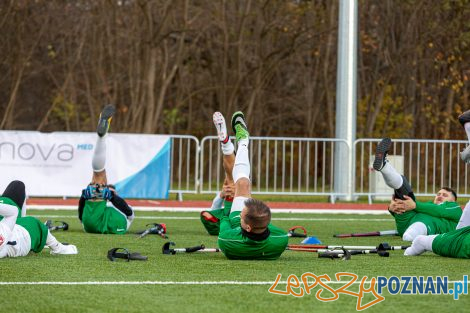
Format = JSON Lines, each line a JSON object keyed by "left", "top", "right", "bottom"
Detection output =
{"left": 414, "top": 201, "right": 462, "bottom": 222}
{"left": 219, "top": 216, "right": 232, "bottom": 233}
{"left": 392, "top": 210, "right": 416, "bottom": 236}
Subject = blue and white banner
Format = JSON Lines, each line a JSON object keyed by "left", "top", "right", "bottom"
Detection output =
{"left": 0, "top": 131, "right": 171, "bottom": 199}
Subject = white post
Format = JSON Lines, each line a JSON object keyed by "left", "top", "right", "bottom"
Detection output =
{"left": 334, "top": 0, "right": 358, "bottom": 201}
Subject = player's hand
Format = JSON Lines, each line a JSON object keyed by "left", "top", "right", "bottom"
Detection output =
{"left": 400, "top": 195, "right": 416, "bottom": 211}
{"left": 82, "top": 186, "right": 94, "bottom": 200}
{"left": 102, "top": 187, "right": 114, "bottom": 200}
{"left": 388, "top": 198, "right": 406, "bottom": 214}
{"left": 220, "top": 182, "right": 235, "bottom": 198}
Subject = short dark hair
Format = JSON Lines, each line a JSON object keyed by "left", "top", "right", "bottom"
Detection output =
{"left": 440, "top": 186, "right": 457, "bottom": 201}
{"left": 244, "top": 198, "right": 271, "bottom": 231}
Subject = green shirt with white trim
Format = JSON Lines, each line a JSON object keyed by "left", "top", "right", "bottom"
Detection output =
{"left": 432, "top": 225, "right": 470, "bottom": 258}
{"left": 0, "top": 197, "right": 47, "bottom": 253}
{"left": 16, "top": 216, "right": 48, "bottom": 253}
{"left": 217, "top": 211, "right": 288, "bottom": 260}
{"left": 392, "top": 201, "right": 462, "bottom": 236}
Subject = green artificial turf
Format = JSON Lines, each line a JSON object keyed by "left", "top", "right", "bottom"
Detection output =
{"left": 1, "top": 210, "right": 469, "bottom": 313}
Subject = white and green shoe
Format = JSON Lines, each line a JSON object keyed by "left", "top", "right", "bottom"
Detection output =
{"left": 231, "top": 111, "right": 249, "bottom": 143}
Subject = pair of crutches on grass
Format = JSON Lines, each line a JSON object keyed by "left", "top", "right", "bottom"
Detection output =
{"left": 161, "top": 242, "right": 409, "bottom": 260}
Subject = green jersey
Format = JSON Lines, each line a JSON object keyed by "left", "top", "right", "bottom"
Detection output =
{"left": 0, "top": 197, "right": 47, "bottom": 253}
{"left": 81, "top": 200, "right": 128, "bottom": 234}
{"left": 200, "top": 199, "right": 233, "bottom": 236}
{"left": 432, "top": 226, "right": 470, "bottom": 258}
{"left": 391, "top": 201, "right": 462, "bottom": 236}
{"left": 218, "top": 211, "right": 288, "bottom": 260}
{"left": 15, "top": 217, "right": 48, "bottom": 253}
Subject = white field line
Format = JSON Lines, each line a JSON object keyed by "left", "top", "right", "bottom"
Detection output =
{"left": 0, "top": 280, "right": 468, "bottom": 286}
{"left": 27, "top": 205, "right": 389, "bottom": 215}
{"left": 30, "top": 214, "right": 394, "bottom": 222}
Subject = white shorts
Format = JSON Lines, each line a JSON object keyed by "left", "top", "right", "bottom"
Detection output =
{"left": 0, "top": 224, "right": 31, "bottom": 258}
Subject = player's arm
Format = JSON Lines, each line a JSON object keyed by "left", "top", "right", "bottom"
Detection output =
{"left": 210, "top": 193, "right": 224, "bottom": 210}
{"left": 219, "top": 216, "right": 232, "bottom": 233}
{"left": 0, "top": 202, "right": 19, "bottom": 230}
{"left": 78, "top": 196, "right": 85, "bottom": 222}
{"left": 110, "top": 195, "right": 133, "bottom": 217}
{"left": 388, "top": 197, "right": 409, "bottom": 215}
{"left": 415, "top": 201, "right": 462, "bottom": 221}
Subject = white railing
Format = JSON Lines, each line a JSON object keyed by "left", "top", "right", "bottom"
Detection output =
{"left": 354, "top": 139, "right": 470, "bottom": 202}
{"left": 199, "top": 136, "right": 349, "bottom": 200}
{"left": 169, "top": 136, "right": 470, "bottom": 203}
{"left": 169, "top": 135, "right": 200, "bottom": 197}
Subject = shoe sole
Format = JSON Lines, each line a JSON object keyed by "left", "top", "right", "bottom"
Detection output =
{"left": 458, "top": 110, "right": 470, "bottom": 127}
{"left": 213, "top": 112, "right": 227, "bottom": 142}
{"left": 373, "top": 138, "right": 392, "bottom": 171}
{"left": 231, "top": 111, "right": 247, "bottom": 134}
{"left": 97, "top": 104, "right": 116, "bottom": 136}
{"left": 461, "top": 146, "right": 470, "bottom": 163}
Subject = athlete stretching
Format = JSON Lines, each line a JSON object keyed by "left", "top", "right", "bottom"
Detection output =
{"left": 215, "top": 111, "right": 288, "bottom": 260}
{"left": 200, "top": 112, "right": 236, "bottom": 235}
{"left": 1, "top": 180, "right": 77, "bottom": 258}
{"left": 78, "top": 104, "right": 134, "bottom": 234}
{"left": 405, "top": 109, "right": 470, "bottom": 258}
{"left": 372, "top": 138, "right": 461, "bottom": 241}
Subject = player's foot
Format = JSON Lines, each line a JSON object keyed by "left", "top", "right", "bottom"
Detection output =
{"left": 213, "top": 112, "right": 229, "bottom": 143}
{"left": 44, "top": 220, "right": 53, "bottom": 230}
{"left": 50, "top": 243, "right": 78, "bottom": 255}
{"left": 458, "top": 110, "right": 470, "bottom": 128}
{"left": 373, "top": 138, "right": 392, "bottom": 171}
{"left": 404, "top": 236, "right": 427, "bottom": 256}
{"left": 97, "top": 104, "right": 116, "bottom": 137}
{"left": 461, "top": 145, "right": 470, "bottom": 163}
{"left": 231, "top": 111, "right": 249, "bottom": 143}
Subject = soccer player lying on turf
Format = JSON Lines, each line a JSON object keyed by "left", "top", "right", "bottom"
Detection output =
{"left": 78, "top": 104, "right": 134, "bottom": 234}
{"left": 200, "top": 178, "right": 234, "bottom": 235}
{"left": 0, "top": 180, "right": 77, "bottom": 258}
{"left": 199, "top": 112, "right": 236, "bottom": 235}
{"left": 405, "top": 109, "right": 470, "bottom": 257}
{"left": 372, "top": 137, "right": 462, "bottom": 241}
{"left": 215, "top": 111, "right": 289, "bottom": 260}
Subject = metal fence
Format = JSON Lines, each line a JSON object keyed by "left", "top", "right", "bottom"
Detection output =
{"left": 199, "top": 136, "right": 349, "bottom": 198}
{"left": 354, "top": 139, "right": 470, "bottom": 201}
{"left": 169, "top": 135, "right": 199, "bottom": 197}
{"left": 168, "top": 136, "right": 470, "bottom": 202}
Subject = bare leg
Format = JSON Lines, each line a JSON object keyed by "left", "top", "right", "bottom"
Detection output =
{"left": 91, "top": 170, "right": 107, "bottom": 185}
{"left": 223, "top": 153, "right": 235, "bottom": 184}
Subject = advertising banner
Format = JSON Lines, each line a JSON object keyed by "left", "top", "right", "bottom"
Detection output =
{"left": 0, "top": 131, "right": 171, "bottom": 199}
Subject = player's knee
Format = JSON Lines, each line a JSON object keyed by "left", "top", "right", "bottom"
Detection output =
{"left": 413, "top": 235, "right": 426, "bottom": 244}
{"left": 235, "top": 177, "right": 250, "bottom": 195}
{"left": 402, "top": 232, "right": 415, "bottom": 241}
{"left": 403, "top": 222, "right": 427, "bottom": 241}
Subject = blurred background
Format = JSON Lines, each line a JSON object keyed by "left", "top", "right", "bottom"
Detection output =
{"left": 1, "top": 0, "right": 469, "bottom": 139}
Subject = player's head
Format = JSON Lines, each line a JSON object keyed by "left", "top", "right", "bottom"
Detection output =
{"left": 434, "top": 187, "right": 457, "bottom": 204}
{"left": 240, "top": 198, "right": 271, "bottom": 234}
